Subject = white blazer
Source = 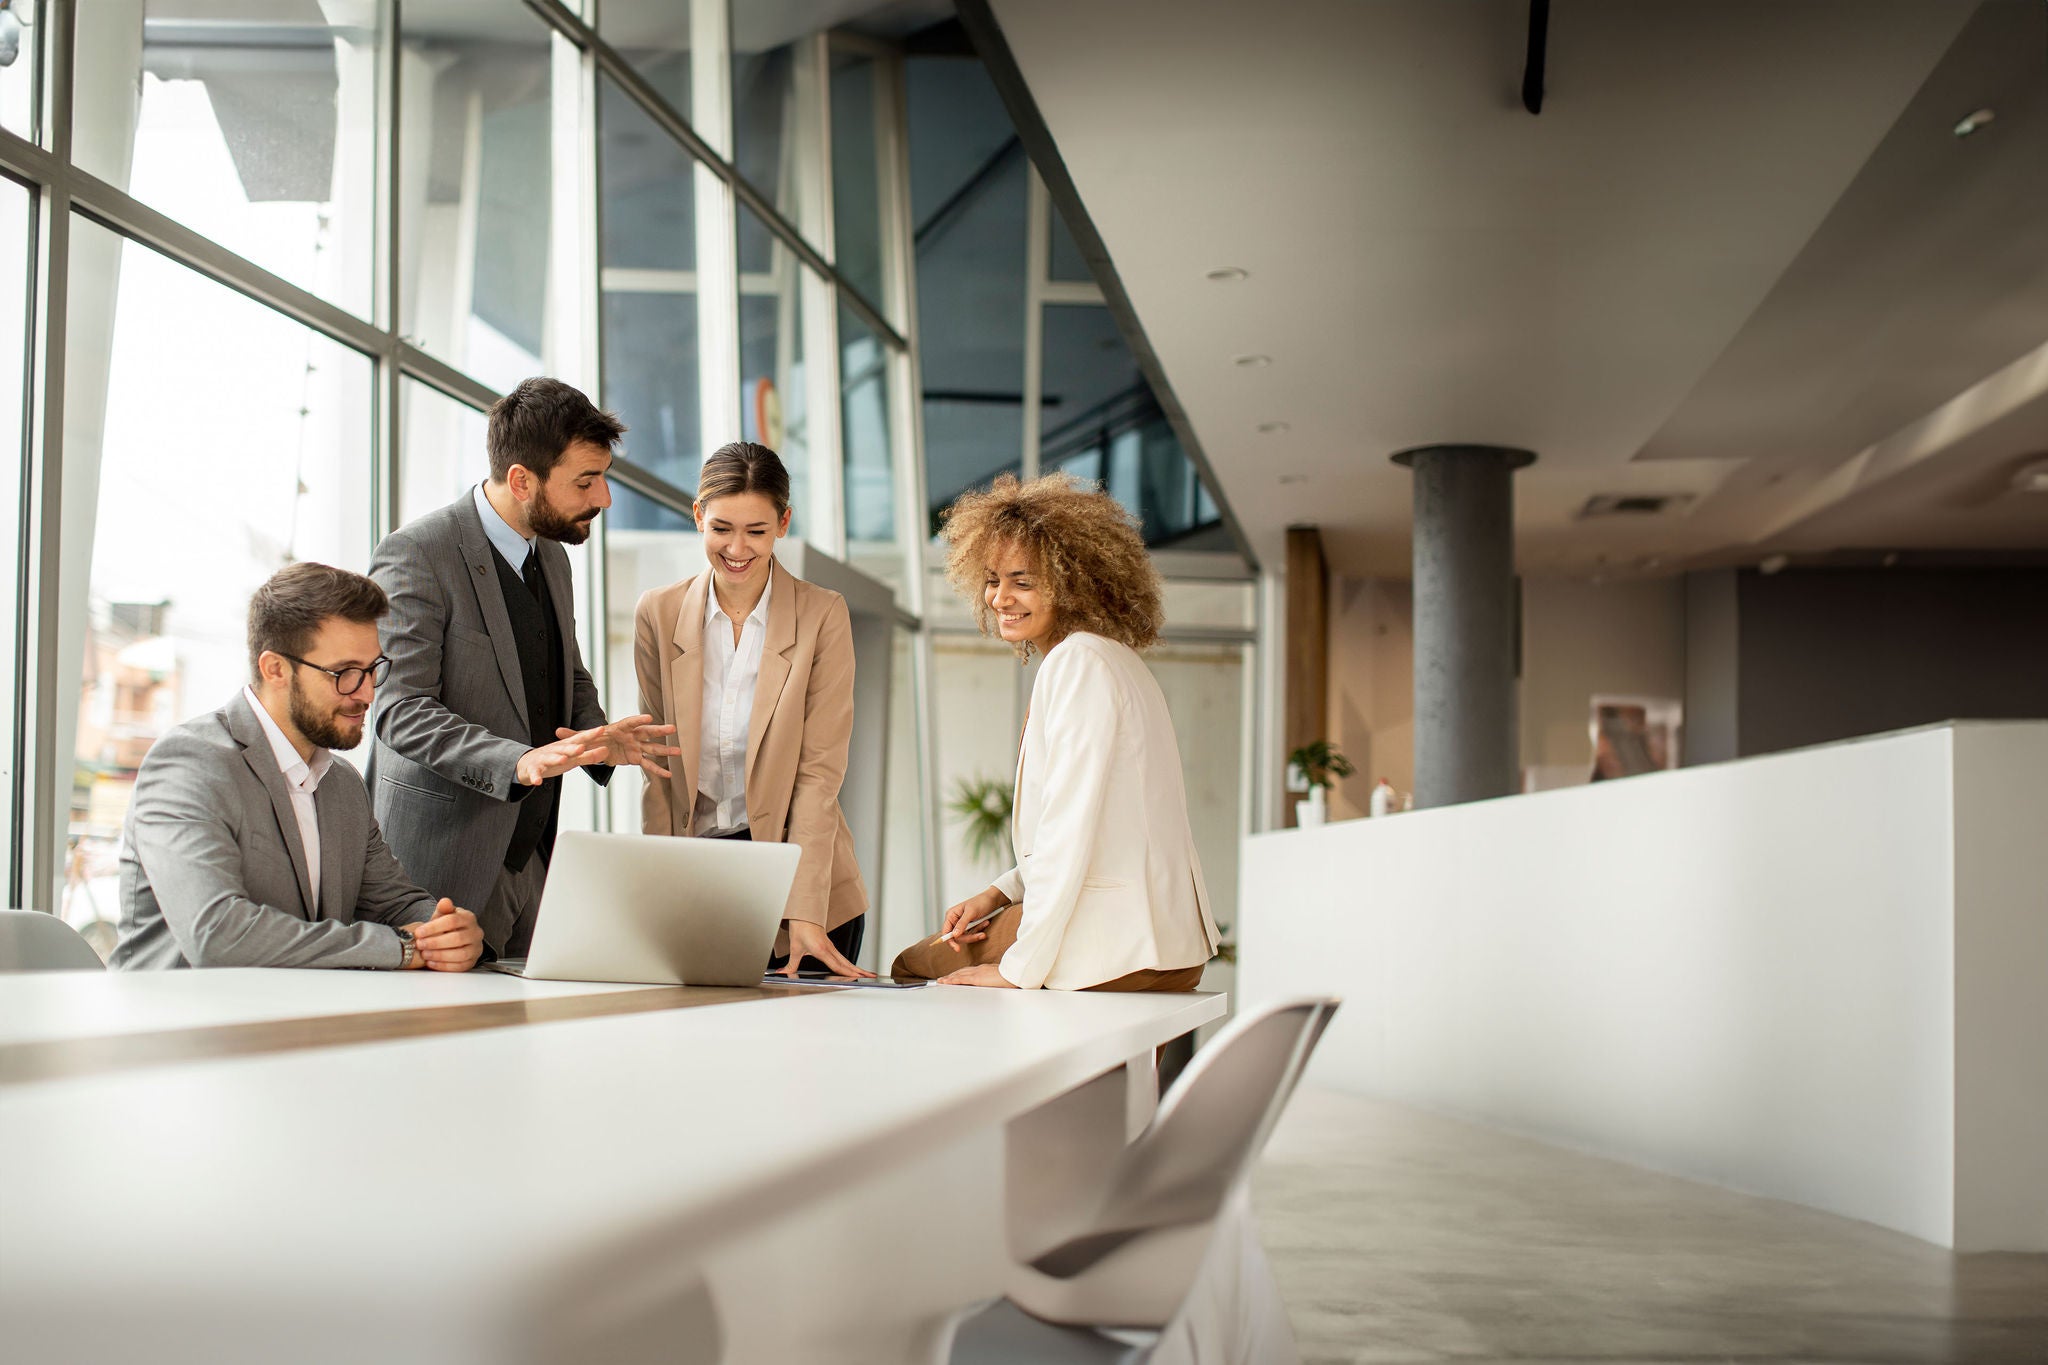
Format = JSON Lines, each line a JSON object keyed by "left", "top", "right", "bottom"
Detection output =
{"left": 992, "top": 633, "right": 1221, "bottom": 990}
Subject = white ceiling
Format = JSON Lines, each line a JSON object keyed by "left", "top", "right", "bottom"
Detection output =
{"left": 985, "top": 0, "right": 2048, "bottom": 577}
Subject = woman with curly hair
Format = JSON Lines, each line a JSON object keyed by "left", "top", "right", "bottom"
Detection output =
{"left": 892, "top": 473, "right": 1221, "bottom": 990}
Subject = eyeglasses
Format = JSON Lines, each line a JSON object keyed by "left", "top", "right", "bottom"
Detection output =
{"left": 278, "top": 653, "right": 393, "bottom": 696}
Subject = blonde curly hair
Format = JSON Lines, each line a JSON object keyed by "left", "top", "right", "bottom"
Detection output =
{"left": 941, "top": 473, "right": 1165, "bottom": 659}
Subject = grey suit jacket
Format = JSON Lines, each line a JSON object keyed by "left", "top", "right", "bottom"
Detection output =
{"left": 367, "top": 491, "right": 609, "bottom": 935}
{"left": 111, "top": 694, "right": 438, "bottom": 970}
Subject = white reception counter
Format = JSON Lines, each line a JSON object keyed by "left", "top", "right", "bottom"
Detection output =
{"left": 1237, "top": 721, "right": 2048, "bottom": 1251}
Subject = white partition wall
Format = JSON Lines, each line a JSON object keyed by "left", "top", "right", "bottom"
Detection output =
{"left": 1237, "top": 722, "right": 2048, "bottom": 1251}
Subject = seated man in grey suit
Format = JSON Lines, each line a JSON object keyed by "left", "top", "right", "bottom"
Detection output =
{"left": 111, "top": 564, "right": 485, "bottom": 971}
{"left": 369, "top": 377, "right": 677, "bottom": 958}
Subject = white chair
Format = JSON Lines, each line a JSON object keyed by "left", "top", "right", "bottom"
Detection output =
{"left": 948, "top": 997, "right": 1340, "bottom": 1363}
{"left": 0, "top": 909, "right": 106, "bottom": 971}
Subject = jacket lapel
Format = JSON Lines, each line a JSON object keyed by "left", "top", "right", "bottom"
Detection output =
{"left": 745, "top": 562, "right": 796, "bottom": 790}
{"left": 669, "top": 573, "right": 710, "bottom": 819}
{"left": 227, "top": 696, "right": 316, "bottom": 917}
{"left": 454, "top": 492, "right": 530, "bottom": 719}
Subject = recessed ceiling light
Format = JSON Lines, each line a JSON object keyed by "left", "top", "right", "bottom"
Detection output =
{"left": 1277, "top": 473, "right": 1308, "bottom": 485}
{"left": 1205, "top": 267, "right": 1248, "bottom": 283}
{"left": 1954, "top": 107, "right": 1995, "bottom": 137}
{"left": 1233, "top": 353, "right": 1272, "bottom": 368}
{"left": 2011, "top": 458, "right": 2048, "bottom": 493}
{"left": 1255, "top": 420, "right": 1289, "bottom": 434}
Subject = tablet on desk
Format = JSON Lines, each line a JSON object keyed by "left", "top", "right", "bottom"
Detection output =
{"left": 763, "top": 971, "right": 930, "bottom": 990}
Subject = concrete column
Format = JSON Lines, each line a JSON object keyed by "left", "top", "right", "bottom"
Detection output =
{"left": 1392, "top": 444, "right": 1534, "bottom": 808}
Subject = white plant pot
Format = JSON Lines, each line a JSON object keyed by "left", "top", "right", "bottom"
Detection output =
{"left": 1295, "top": 787, "right": 1327, "bottom": 828}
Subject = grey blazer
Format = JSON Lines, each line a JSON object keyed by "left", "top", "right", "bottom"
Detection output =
{"left": 367, "top": 491, "right": 609, "bottom": 931}
{"left": 111, "top": 694, "right": 438, "bottom": 970}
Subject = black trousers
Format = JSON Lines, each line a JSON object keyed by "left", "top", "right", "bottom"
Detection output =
{"left": 713, "top": 829, "right": 866, "bottom": 970}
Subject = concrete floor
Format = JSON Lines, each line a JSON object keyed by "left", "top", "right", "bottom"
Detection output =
{"left": 1252, "top": 1088, "right": 2048, "bottom": 1365}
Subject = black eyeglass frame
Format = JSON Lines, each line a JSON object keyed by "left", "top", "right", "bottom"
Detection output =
{"left": 277, "top": 652, "right": 393, "bottom": 696}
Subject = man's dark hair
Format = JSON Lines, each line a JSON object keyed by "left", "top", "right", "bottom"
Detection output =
{"left": 247, "top": 562, "right": 388, "bottom": 680}
{"left": 486, "top": 377, "right": 627, "bottom": 484}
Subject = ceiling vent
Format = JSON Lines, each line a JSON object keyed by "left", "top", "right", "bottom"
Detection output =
{"left": 1575, "top": 493, "right": 1694, "bottom": 520}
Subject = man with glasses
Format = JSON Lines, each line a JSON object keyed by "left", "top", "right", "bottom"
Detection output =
{"left": 111, "top": 564, "right": 485, "bottom": 970}
{"left": 368, "top": 378, "right": 679, "bottom": 959}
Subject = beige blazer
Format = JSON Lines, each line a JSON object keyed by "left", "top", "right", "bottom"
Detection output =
{"left": 633, "top": 561, "right": 867, "bottom": 930}
{"left": 991, "top": 633, "right": 1221, "bottom": 990}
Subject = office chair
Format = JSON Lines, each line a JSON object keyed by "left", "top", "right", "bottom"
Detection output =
{"left": 946, "top": 997, "right": 1340, "bottom": 1363}
{"left": 0, "top": 909, "right": 107, "bottom": 971}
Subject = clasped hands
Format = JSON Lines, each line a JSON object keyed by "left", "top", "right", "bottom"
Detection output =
{"left": 405, "top": 897, "right": 485, "bottom": 971}
{"left": 516, "top": 713, "right": 682, "bottom": 787}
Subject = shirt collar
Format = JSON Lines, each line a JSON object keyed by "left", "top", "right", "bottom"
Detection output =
{"left": 705, "top": 560, "right": 774, "bottom": 629}
{"left": 242, "top": 687, "right": 334, "bottom": 793}
{"left": 473, "top": 482, "right": 536, "bottom": 571}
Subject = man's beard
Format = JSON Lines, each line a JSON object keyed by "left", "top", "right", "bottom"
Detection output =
{"left": 289, "top": 673, "right": 367, "bottom": 752}
{"left": 530, "top": 485, "right": 600, "bottom": 544}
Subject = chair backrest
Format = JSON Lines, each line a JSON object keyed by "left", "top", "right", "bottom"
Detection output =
{"left": 1092, "top": 997, "right": 1338, "bottom": 1236}
{"left": 0, "top": 909, "right": 108, "bottom": 971}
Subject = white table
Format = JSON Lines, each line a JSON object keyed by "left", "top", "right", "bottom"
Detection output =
{"left": 0, "top": 971, "right": 1224, "bottom": 1364}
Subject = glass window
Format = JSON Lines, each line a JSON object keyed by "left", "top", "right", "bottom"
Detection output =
{"left": 829, "top": 48, "right": 885, "bottom": 310}
{"left": 739, "top": 201, "right": 824, "bottom": 541}
{"left": 600, "top": 76, "right": 704, "bottom": 499}
{"left": 597, "top": 0, "right": 694, "bottom": 116}
{"left": 0, "top": 176, "right": 27, "bottom": 896}
{"left": 907, "top": 56, "right": 1027, "bottom": 532}
{"left": 0, "top": 0, "right": 36, "bottom": 141}
{"left": 397, "top": 377, "right": 489, "bottom": 527}
{"left": 602, "top": 483, "right": 701, "bottom": 831}
{"left": 71, "top": 3, "right": 379, "bottom": 317}
{"left": 60, "top": 216, "right": 373, "bottom": 929}
{"left": 734, "top": 38, "right": 822, "bottom": 245}
{"left": 839, "top": 299, "right": 897, "bottom": 568}
{"left": 1048, "top": 201, "right": 1092, "bottom": 283}
{"left": 398, "top": 2, "right": 558, "bottom": 393}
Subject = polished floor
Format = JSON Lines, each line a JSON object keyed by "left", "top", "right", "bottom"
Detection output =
{"left": 1252, "top": 1088, "right": 2048, "bottom": 1365}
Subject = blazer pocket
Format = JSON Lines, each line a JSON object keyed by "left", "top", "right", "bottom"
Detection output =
{"left": 1081, "top": 875, "right": 1129, "bottom": 890}
{"left": 448, "top": 622, "right": 495, "bottom": 650}
{"left": 384, "top": 776, "right": 456, "bottom": 805}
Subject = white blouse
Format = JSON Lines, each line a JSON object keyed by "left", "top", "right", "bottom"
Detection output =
{"left": 692, "top": 569, "right": 773, "bottom": 835}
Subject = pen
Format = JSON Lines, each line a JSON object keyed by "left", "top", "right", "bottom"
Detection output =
{"left": 940, "top": 908, "right": 1003, "bottom": 943}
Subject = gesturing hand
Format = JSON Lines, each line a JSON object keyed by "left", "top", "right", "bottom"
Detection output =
{"left": 517, "top": 727, "right": 607, "bottom": 786}
{"left": 557, "top": 713, "right": 682, "bottom": 781}
{"left": 411, "top": 898, "right": 484, "bottom": 972}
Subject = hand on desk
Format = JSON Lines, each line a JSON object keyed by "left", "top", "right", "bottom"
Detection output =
{"left": 938, "top": 963, "right": 1016, "bottom": 989}
{"left": 409, "top": 898, "right": 484, "bottom": 972}
{"left": 773, "top": 919, "right": 875, "bottom": 979}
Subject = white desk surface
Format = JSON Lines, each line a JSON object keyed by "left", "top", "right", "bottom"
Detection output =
{"left": 0, "top": 975, "right": 1223, "bottom": 1363}
{"left": 0, "top": 966, "right": 649, "bottom": 1045}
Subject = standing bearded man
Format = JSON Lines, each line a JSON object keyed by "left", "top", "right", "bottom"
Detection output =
{"left": 368, "top": 377, "right": 679, "bottom": 958}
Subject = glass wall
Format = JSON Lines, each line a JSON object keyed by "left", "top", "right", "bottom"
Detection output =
{"left": 0, "top": 4, "right": 1252, "bottom": 952}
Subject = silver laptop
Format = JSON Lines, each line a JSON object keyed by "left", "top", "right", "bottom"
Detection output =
{"left": 488, "top": 831, "right": 801, "bottom": 986}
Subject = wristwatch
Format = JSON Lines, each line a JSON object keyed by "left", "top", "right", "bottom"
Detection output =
{"left": 395, "top": 925, "right": 419, "bottom": 970}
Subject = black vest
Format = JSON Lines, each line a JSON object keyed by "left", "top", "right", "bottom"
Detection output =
{"left": 494, "top": 546, "right": 565, "bottom": 871}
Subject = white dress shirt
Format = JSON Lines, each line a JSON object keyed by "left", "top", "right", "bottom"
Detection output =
{"left": 693, "top": 569, "right": 774, "bottom": 836}
{"left": 242, "top": 686, "right": 335, "bottom": 912}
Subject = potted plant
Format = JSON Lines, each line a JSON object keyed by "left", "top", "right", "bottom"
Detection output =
{"left": 1285, "top": 740, "right": 1354, "bottom": 827}
{"left": 947, "top": 774, "right": 1013, "bottom": 868}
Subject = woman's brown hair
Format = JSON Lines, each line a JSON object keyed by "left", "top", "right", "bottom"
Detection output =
{"left": 941, "top": 473, "right": 1164, "bottom": 659}
{"left": 697, "top": 441, "right": 791, "bottom": 515}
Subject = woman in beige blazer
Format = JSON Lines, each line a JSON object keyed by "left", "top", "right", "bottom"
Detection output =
{"left": 632, "top": 442, "right": 871, "bottom": 978}
{"left": 892, "top": 473, "right": 1221, "bottom": 990}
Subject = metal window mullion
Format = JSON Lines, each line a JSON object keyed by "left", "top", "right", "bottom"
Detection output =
{"left": 18, "top": 0, "right": 77, "bottom": 910}
{"left": 606, "top": 455, "right": 697, "bottom": 519}
{"left": 1021, "top": 169, "right": 1048, "bottom": 481}
{"left": 397, "top": 343, "right": 500, "bottom": 412}
{"left": 373, "top": 0, "right": 402, "bottom": 545}
{"left": 878, "top": 50, "right": 926, "bottom": 614}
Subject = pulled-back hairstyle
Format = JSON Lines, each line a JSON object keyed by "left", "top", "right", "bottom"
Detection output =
{"left": 247, "top": 562, "right": 388, "bottom": 679}
{"left": 697, "top": 441, "right": 791, "bottom": 516}
{"left": 941, "top": 473, "right": 1164, "bottom": 659}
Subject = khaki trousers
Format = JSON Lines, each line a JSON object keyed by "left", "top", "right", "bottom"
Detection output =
{"left": 891, "top": 904, "right": 1208, "bottom": 992}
